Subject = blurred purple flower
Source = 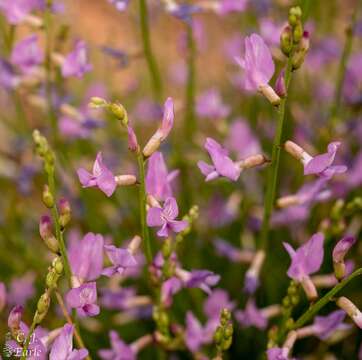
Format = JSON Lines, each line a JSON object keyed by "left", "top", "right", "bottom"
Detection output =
{"left": 185, "top": 312, "right": 214, "bottom": 352}
{"left": 147, "top": 197, "right": 188, "bottom": 237}
{"left": 108, "top": 0, "right": 130, "bottom": 12}
{"left": 218, "top": 0, "right": 248, "bottom": 15}
{"left": 259, "top": 18, "right": 283, "bottom": 46}
{"left": 77, "top": 152, "right": 117, "bottom": 197}
{"left": 62, "top": 41, "right": 92, "bottom": 78}
{"left": 146, "top": 152, "right": 179, "bottom": 201}
{"left": 267, "top": 347, "right": 291, "bottom": 360}
{"left": 198, "top": 137, "right": 241, "bottom": 181}
{"left": 50, "top": 324, "right": 88, "bottom": 360}
{"left": 203, "top": 289, "right": 236, "bottom": 320}
{"left": 333, "top": 235, "right": 356, "bottom": 264}
{"left": 0, "top": 0, "right": 40, "bottom": 24}
{"left": 196, "top": 88, "right": 230, "bottom": 119}
{"left": 0, "top": 59, "right": 19, "bottom": 89}
{"left": 8, "top": 272, "right": 35, "bottom": 306}
{"left": 235, "top": 299, "right": 267, "bottom": 329}
{"left": 101, "top": 46, "right": 129, "bottom": 68}
{"left": 161, "top": 277, "right": 183, "bottom": 307}
{"left": 313, "top": 310, "right": 346, "bottom": 340}
{"left": 11, "top": 34, "right": 43, "bottom": 74}
{"left": 100, "top": 287, "right": 136, "bottom": 310}
{"left": 303, "top": 142, "right": 347, "bottom": 179}
{"left": 235, "top": 33, "right": 275, "bottom": 92}
{"left": 167, "top": 3, "right": 200, "bottom": 24}
{"left": 185, "top": 270, "right": 220, "bottom": 294}
{"left": 99, "top": 330, "right": 135, "bottom": 360}
{"left": 66, "top": 282, "right": 100, "bottom": 317}
{"left": 68, "top": 232, "right": 104, "bottom": 282}
{"left": 102, "top": 244, "right": 137, "bottom": 277}
{"left": 283, "top": 233, "right": 324, "bottom": 282}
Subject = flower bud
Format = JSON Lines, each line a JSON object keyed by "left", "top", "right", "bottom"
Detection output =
{"left": 293, "top": 22, "right": 303, "bottom": 44}
{"left": 337, "top": 296, "right": 362, "bottom": 328}
{"left": 127, "top": 125, "right": 139, "bottom": 152}
{"left": 37, "top": 292, "right": 51, "bottom": 314}
{"left": 8, "top": 305, "right": 23, "bottom": 331}
{"left": 89, "top": 96, "right": 107, "bottom": 108}
{"left": 259, "top": 84, "right": 281, "bottom": 106}
{"left": 46, "top": 270, "right": 59, "bottom": 289}
{"left": 42, "top": 185, "right": 54, "bottom": 208}
{"left": 301, "top": 276, "right": 318, "bottom": 302}
{"left": 275, "top": 69, "right": 286, "bottom": 98}
{"left": 239, "top": 154, "right": 269, "bottom": 170}
{"left": 333, "top": 235, "right": 356, "bottom": 281}
{"left": 39, "top": 215, "right": 59, "bottom": 253}
{"left": 280, "top": 26, "right": 293, "bottom": 56}
{"left": 52, "top": 257, "right": 64, "bottom": 275}
{"left": 115, "top": 175, "right": 137, "bottom": 186}
{"left": 109, "top": 103, "right": 128, "bottom": 125}
{"left": 58, "top": 198, "right": 71, "bottom": 229}
{"left": 220, "top": 308, "right": 231, "bottom": 325}
{"left": 292, "top": 31, "right": 310, "bottom": 70}
{"left": 128, "top": 235, "right": 142, "bottom": 255}
{"left": 288, "top": 6, "right": 302, "bottom": 27}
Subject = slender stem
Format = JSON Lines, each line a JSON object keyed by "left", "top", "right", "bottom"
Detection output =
{"left": 138, "top": 0, "right": 162, "bottom": 101}
{"left": 259, "top": 56, "right": 294, "bottom": 250}
{"left": 292, "top": 267, "right": 362, "bottom": 329}
{"left": 137, "top": 152, "right": 153, "bottom": 263}
{"left": 20, "top": 321, "right": 36, "bottom": 360}
{"left": 330, "top": 2, "right": 359, "bottom": 126}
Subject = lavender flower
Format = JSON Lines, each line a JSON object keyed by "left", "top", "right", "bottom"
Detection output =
{"left": 185, "top": 312, "right": 214, "bottom": 352}
{"left": 333, "top": 235, "right": 356, "bottom": 280}
{"left": 102, "top": 244, "right": 138, "bottom": 277}
{"left": 50, "top": 324, "right": 88, "bottom": 360}
{"left": 108, "top": 0, "right": 130, "bottom": 12}
{"left": 196, "top": 88, "right": 230, "bottom": 119}
{"left": 10, "top": 34, "right": 43, "bottom": 75}
{"left": 161, "top": 277, "right": 182, "bottom": 307}
{"left": 235, "top": 299, "right": 267, "bottom": 329}
{"left": 98, "top": 330, "right": 135, "bottom": 360}
{"left": 313, "top": 310, "right": 347, "bottom": 340}
{"left": 0, "top": 59, "right": 19, "bottom": 89}
{"left": 77, "top": 152, "right": 117, "bottom": 197}
{"left": 147, "top": 197, "right": 188, "bottom": 237}
{"left": 218, "top": 0, "right": 248, "bottom": 15}
{"left": 68, "top": 232, "right": 104, "bottom": 283}
{"left": 8, "top": 272, "right": 35, "bottom": 306}
{"left": 203, "top": 289, "right": 236, "bottom": 320}
{"left": 62, "top": 41, "right": 92, "bottom": 78}
{"left": 198, "top": 137, "right": 241, "bottom": 181}
{"left": 146, "top": 152, "right": 179, "bottom": 201}
{"left": 184, "top": 270, "right": 220, "bottom": 294}
{"left": 0, "top": 0, "right": 39, "bottom": 24}
{"left": 66, "top": 282, "right": 100, "bottom": 317}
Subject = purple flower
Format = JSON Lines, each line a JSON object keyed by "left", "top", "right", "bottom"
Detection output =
{"left": 8, "top": 272, "right": 35, "bottom": 306}
{"left": 203, "top": 289, "right": 236, "bottom": 320}
{"left": 196, "top": 88, "right": 230, "bottom": 119}
{"left": 214, "top": 239, "right": 253, "bottom": 263}
{"left": 68, "top": 232, "right": 104, "bottom": 282}
{"left": 146, "top": 152, "right": 179, "bottom": 201}
{"left": 198, "top": 137, "right": 241, "bottom": 181}
{"left": 235, "top": 299, "right": 267, "bottom": 329}
{"left": 50, "top": 324, "right": 88, "bottom": 360}
{"left": 226, "top": 118, "right": 261, "bottom": 158}
{"left": 0, "top": 59, "right": 19, "bottom": 89}
{"left": 267, "top": 347, "right": 291, "bottom": 360}
{"left": 218, "top": 0, "right": 248, "bottom": 15}
{"left": 184, "top": 270, "right": 220, "bottom": 294}
{"left": 0, "top": 0, "right": 39, "bottom": 24}
{"left": 333, "top": 235, "right": 356, "bottom": 264}
{"left": 167, "top": 3, "right": 200, "bottom": 24}
{"left": 66, "top": 282, "right": 100, "bottom": 317}
{"left": 108, "top": 0, "right": 130, "bottom": 12}
{"left": 8, "top": 305, "right": 23, "bottom": 330}
{"left": 259, "top": 18, "right": 283, "bottom": 46}
{"left": 235, "top": 33, "right": 275, "bottom": 92}
{"left": 303, "top": 142, "right": 347, "bottom": 179}
{"left": 161, "top": 277, "right": 183, "bottom": 307}
{"left": 185, "top": 312, "right": 214, "bottom": 352}
{"left": 100, "top": 287, "right": 136, "bottom": 310}
{"left": 62, "top": 41, "right": 92, "bottom": 78}
{"left": 98, "top": 330, "right": 135, "bottom": 360}
{"left": 147, "top": 197, "right": 188, "bottom": 238}
{"left": 10, "top": 35, "right": 43, "bottom": 74}
{"left": 77, "top": 152, "right": 117, "bottom": 197}
{"left": 313, "top": 310, "right": 346, "bottom": 340}
{"left": 283, "top": 233, "right": 324, "bottom": 282}
{"left": 102, "top": 245, "right": 137, "bottom": 277}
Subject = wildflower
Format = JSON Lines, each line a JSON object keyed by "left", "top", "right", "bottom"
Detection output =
{"left": 8, "top": 272, "right": 35, "bottom": 306}
{"left": 10, "top": 35, "right": 43, "bottom": 75}
{"left": 176, "top": 269, "right": 220, "bottom": 294}
{"left": 142, "top": 98, "right": 174, "bottom": 157}
{"left": 185, "top": 312, "right": 214, "bottom": 352}
{"left": 214, "top": 239, "right": 254, "bottom": 263}
{"left": 196, "top": 88, "right": 230, "bottom": 119}
{"left": 0, "top": 59, "right": 19, "bottom": 89}
{"left": 333, "top": 235, "right": 356, "bottom": 280}
{"left": 283, "top": 233, "right": 324, "bottom": 300}
{"left": 127, "top": 125, "right": 139, "bottom": 152}
{"left": 68, "top": 232, "right": 104, "bottom": 283}
{"left": 285, "top": 141, "right": 347, "bottom": 179}
{"left": 102, "top": 245, "right": 138, "bottom": 277}
{"left": 235, "top": 34, "right": 280, "bottom": 105}
{"left": 66, "top": 282, "right": 100, "bottom": 317}
{"left": 203, "top": 289, "right": 236, "bottom": 321}
{"left": 8, "top": 305, "right": 23, "bottom": 331}
{"left": 160, "top": 277, "right": 183, "bottom": 307}
{"left": 61, "top": 41, "right": 92, "bottom": 78}
{"left": 39, "top": 215, "right": 59, "bottom": 253}
{"left": 49, "top": 324, "right": 88, "bottom": 360}
{"left": 77, "top": 152, "right": 117, "bottom": 197}
{"left": 98, "top": 330, "right": 135, "bottom": 360}
{"left": 244, "top": 250, "right": 265, "bottom": 294}
{"left": 218, "top": 0, "right": 247, "bottom": 15}
{"left": 235, "top": 299, "right": 267, "bottom": 329}
{"left": 0, "top": 0, "right": 40, "bottom": 24}
{"left": 147, "top": 197, "right": 188, "bottom": 237}
{"left": 146, "top": 152, "right": 179, "bottom": 201}
{"left": 267, "top": 331, "right": 297, "bottom": 360}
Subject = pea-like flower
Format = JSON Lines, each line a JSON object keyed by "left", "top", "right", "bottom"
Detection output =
{"left": 102, "top": 245, "right": 138, "bottom": 277}
{"left": 98, "top": 330, "right": 135, "bottom": 360}
{"left": 147, "top": 197, "right": 188, "bottom": 237}
{"left": 77, "top": 152, "right": 117, "bottom": 197}
{"left": 333, "top": 235, "right": 356, "bottom": 280}
{"left": 62, "top": 41, "right": 92, "bottom": 78}
{"left": 66, "top": 282, "right": 100, "bottom": 317}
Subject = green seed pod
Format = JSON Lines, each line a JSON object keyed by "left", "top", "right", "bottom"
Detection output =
{"left": 42, "top": 185, "right": 54, "bottom": 208}
{"left": 109, "top": 103, "right": 128, "bottom": 125}
{"left": 46, "top": 270, "right": 59, "bottom": 289}
{"left": 37, "top": 292, "right": 50, "bottom": 314}
{"left": 53, "top": 257, "right": 63, "bottom": 275}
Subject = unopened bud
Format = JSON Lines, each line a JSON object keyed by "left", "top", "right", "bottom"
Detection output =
{"left": 284, "top": 140, "right": 309, "bottom": 162}
{"left": 89, "top": 96, "right": 107, "bottom": 108}
{"left": 277, "top": 195, "right": 300, "bottom": 208}
{"left": 39, "top": 215, "right": 59, "bottom": 253}
{"left": 110, "top": 103, "right": 128, "bottom": 125}
{"left": 333, "top": 235, "right": 356, "bottom": 281}
{"left": 8, "top": 305, "right": 23, "bottom": 331}
{"left": 37, "top": 292, "right": 50, "bottom": 314}
{"left": 127, "top": 126, "right": 139, "bottom": 152}
{"left": 293, "top": 22, "right": 303, "bottom": 44}
{"left": 58, "top": 198, "right": 71, "bottom": 229}
{"left": 301, "top": 276, "right": 318, "bottom": 302}
{"left": 280, "top": 26, "right": 293, "bottom": 56}
{"left": 46, "top": 269, "right": 59, "bottom": 289}
{"left": 115, "top": 175, "right": 137, "bottom": 186}
{"left": 52, "top": 257, "right": 63, "bottom": 274}
{"left": 42, "top": 185, "right": 54, "bottom": 208}
{"left": 240, "top": 154, "right": 269, "bottom": 170}
{"left": 220, "top": 308, "right": 231, "bottom": 325}
{"left": 128, "top": 235, "right": 141, "bottom": 255}
{"left": 292, "top": 31, "right": 310, "bottom": 70}
{"left": 259, "top": 84, "right": 281, "bottom": 106}
{"left": 337, "top": 297, "right": 362, "bottom": 328}
{"left": 275, "top": 69, "right": 286, "bottom": 98}
{"left": 288, "top": 6, "right": 302, "bottom": 27}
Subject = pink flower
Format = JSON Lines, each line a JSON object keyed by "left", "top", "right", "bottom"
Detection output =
{"left": 77, "top": 152, "right": 117, "bottom": 197}
{"left": 62, "top": 40, "right": 92, "bottom": 78}
{"left": 102, "top": 245, "right": 138, "bottom": 277}
{"left": 147, "top": 197, "right": 188, "bottom": 237}
{"left": 66, "top": 282, "right": 100, "bottom": 317}
{"left": 198, "top": 137, "right": 241, "bottom": 181}
{"left": 235, "top": 33, "right": 275, "bottom": 92}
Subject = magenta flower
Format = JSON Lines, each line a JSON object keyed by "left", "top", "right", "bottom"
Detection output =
{"left": 8, "top": 272, "right": 35, "bottom": 306}
{"left": 62, "top": 40, "right": 92, "bottom": 78}
{"left": 102, "top": 245, "right": 138, "bottom": 277}
{"left": 11, "top": 34, "right": 43, "bottom": 74}
{"left": 235, "top": 33, "right": 275, "bottom": 92}
{"left": 283, "top": 233, "right": 324, "bottom": 282}
{"left": 218, "top": 0, "right": 247, "bottom": 15}
{"left": 147, "top": 197, "right": 188, "bottom": 237}
{"left": 146, "top": 152, "right": 179, "bottom": 201}
{"left": 160, "top": 277, "right": 182, "bottom": 307}
{"left": 49, "top": 324, "right": 88, "bottom": 360}
{"left": 203, "top": 289, "right": 236, "bottom": 320}
{"left": 68, "top": 232, "right": 104, "bottom": 282}
{"left": 142, "top": 97, "right": 174, "bottom": 157}
{"left": 196, "top": 88, "right": 230, "bottom": 119}
{"left": 98, "top": 330, "right": 135, "bottom": 360}
{"left": 303, "top": 142, "right": 347, "bottom": 178}
{"left": 235, "top": 299, "right": 267, "bottom": 330}
{"left": 0, "top": 0, "right": 39, "bottom": 24}
{"left": 198, "top": 137, "right": 241, "bottom": 181}
{"left": 77, "top": 152, "right": 117, "bottom": 197}
{"left": 267, "top": 348, "right": 293, "bottom": 360}
{"left": 66, "top": 282, "right": 100, "bottom": 317}
{"left": 185, "top": 312, "right": 214, "bottom": 353}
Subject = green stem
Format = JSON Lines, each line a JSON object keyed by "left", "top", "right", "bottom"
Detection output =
{"left": 292, "top": 267, "right": 362, "bottom": 329}
{"left": 330, "top": 2, "right": 359, "bottom": 126}
{"left": 138, "top": 0, "right": 162, "bottom": 101}
{"left": 259, "top": 56, "right": 294, "bottom": 250}
{"left": 137, "top": 152, "right": 153, "bottom": 263}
